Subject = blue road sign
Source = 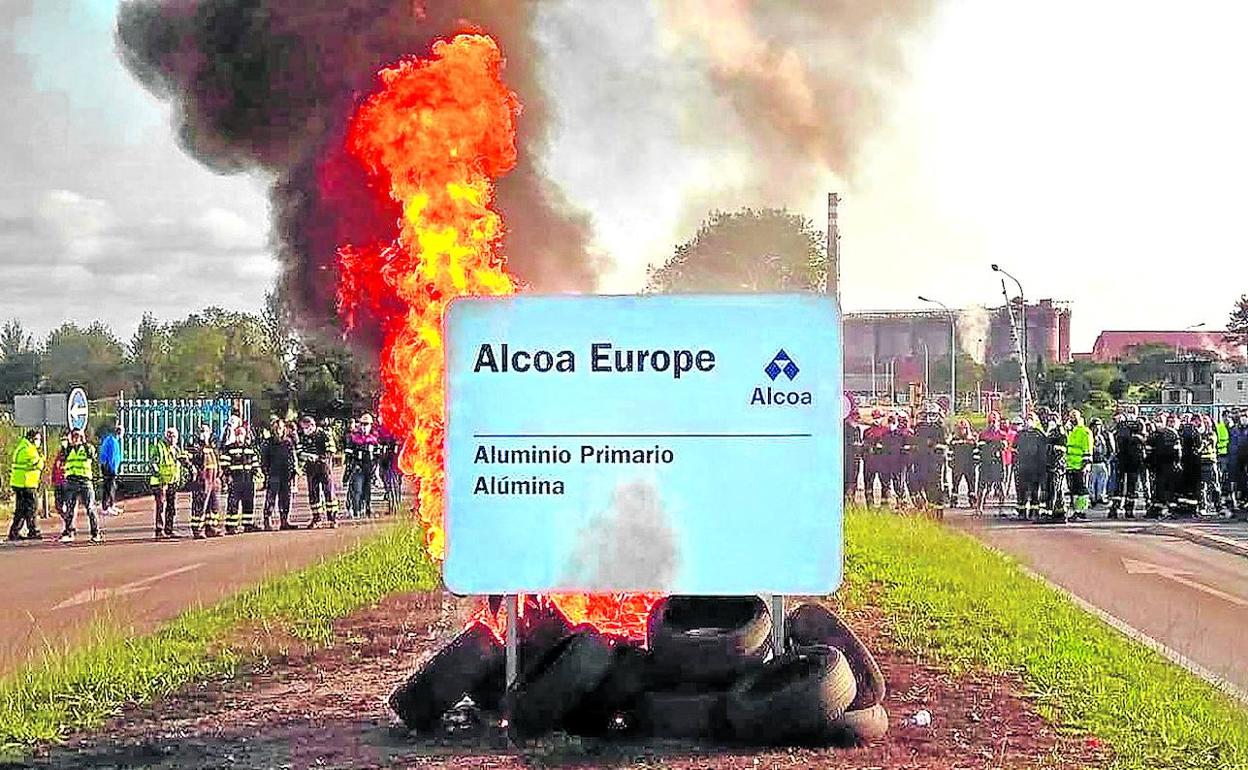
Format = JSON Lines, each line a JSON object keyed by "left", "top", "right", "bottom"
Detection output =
{"left": 443, "top": 294, "right": 843, "bottom": 596}
{"left": 67, "top": 387, "right": 89, "bottom": 432}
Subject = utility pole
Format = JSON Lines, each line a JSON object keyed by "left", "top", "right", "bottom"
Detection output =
{"left": 1055, "top": 381, "right": 1065, "bottom": 415}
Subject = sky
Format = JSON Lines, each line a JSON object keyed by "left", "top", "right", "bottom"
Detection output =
{"left": 1, "top": 0, "right": 1245, "bottom": 351}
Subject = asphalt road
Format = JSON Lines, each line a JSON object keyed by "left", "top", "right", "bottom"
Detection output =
{"left": 952, "top": 507, "right": 1248, "bottom": 697}
{"left": 0, "top": 492, "right": 387, "bottom": 676}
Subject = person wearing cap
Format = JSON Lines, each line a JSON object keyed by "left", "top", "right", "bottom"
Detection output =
{"left": 149, "top": 426, "right": 187, "bottom": 540}
{"left": 223, "top": 424, "right": 259, "bottom": 534}
{"left": 298, "top": 415, "right": 339, "bottom": 529}
{"left": 8, "top": 429, "right": 45, "bottom": 541}
{"left": 60, "top": 428, "right": 101, "bottom": 544}
{"left": 188, "top": 423, "right": 222, "bottom": 539}
{"left": 345, "top": 412, "right": 381, "bottom": 519}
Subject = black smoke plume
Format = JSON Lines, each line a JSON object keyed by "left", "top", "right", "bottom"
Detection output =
{"left": 116, "top": 0, "right": 600, "bottom": 347}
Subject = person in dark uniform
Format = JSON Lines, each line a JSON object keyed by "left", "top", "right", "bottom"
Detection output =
{"left": 911, "top": 406, "right": 947, "bottom": 512}
{"left": 1146, "top": 414, "right": 1182, "bottom": 518}
{"left": 977, "top": 412, "right": 1009, "bottom": 515}
{"left": 888, "top": 413, "right": 914, "bottom": 507}
{"left": 843, "top": 413, "right": 863, "bottom": 503}
{"left": 260, "top": 419, "right": 299, "bottom": 530}
{"left": 1174, "top": 414, "right": 1203, "bottom": 518}
{"left": 948, "top": 419, "right": 979, "bottom": 509}
{"left": 1044, "top": 411, "right": 1068, "bottom": 522}
{"left": 223, "top": 425, "right": 259, "bottom": 535}
{"left": 298, "top": 415, "right": 339, "bottom": 529}
{"left": 861, "top": 412, "right": 890, "bottom": 508}
{"left": 1109, "top": 408, "right": 1147, "bottom": 518}
{"left": 1013, "top": 415, "right": 1047, "bottom": 520}
{"left": 187, "top": 423, "right": 222, "bottom": 539}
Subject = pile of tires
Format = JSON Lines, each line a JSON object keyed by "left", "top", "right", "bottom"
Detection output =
{"left": 389, "top": 598, "right": 889, "bottom": 748}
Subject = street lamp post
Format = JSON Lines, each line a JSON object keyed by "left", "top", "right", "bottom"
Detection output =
{"left": 918, "top": 296, "right": 956, "bottom": 415}
{"left": 992, "top": 264, "right": 1028, "bottom": 416}
{"left": 919, "top": 340, "right": 929, "bottom": 394}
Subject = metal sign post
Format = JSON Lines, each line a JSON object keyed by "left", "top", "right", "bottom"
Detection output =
{"left": 505, "top": 595, "right": 519, "bottom": 687}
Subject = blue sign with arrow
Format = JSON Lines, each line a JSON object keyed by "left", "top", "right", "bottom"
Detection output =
{"left": 67, "top": 387, "right": 89, "bottom": 432}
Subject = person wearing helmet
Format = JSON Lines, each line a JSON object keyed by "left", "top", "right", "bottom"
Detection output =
{"left": 344, "top": 412, "right": 381, "bottom": 520}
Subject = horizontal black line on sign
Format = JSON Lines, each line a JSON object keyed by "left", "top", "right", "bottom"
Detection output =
{"left": 473, "top": 433, "right": 813, "bottom": 439}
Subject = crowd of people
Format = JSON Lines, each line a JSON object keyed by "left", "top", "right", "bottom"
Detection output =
{"left": 6, "top": 411, "right": 405, "bottom": 544}
{"left": 845, "top": 404, "right": 1248, "bottom": 523}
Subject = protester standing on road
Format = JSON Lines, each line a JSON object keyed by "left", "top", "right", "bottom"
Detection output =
{"left": 1232, "top": 413, "right": 1248, "bottom": 518}
{"left": 49, "top": 438, "right": 68, "bottom": 521}
{"left": 148, "top": 426, "right": 186, "bottom": 540}
{"left": 1065, "top": 410, "right": 1092, "bottom": 519}
{"left": 948, "top": 419, "right": 979, "bottom": 509}
{"left": 1197, "top": 415, "right": 1222, "bottom": 515}
{"left": 345, "top": 413, "right": 381, "bottom": 518}
{"left": 1174, "top": 414, "right": 1203, "bottom": 518}
{"left": 223, "top": 425, "right": 259, "bottom": 535}
{"left": 1014, "top": 415, "right": 1047, "bottom": 520}
{"left": 98, "top": 423, "right": 123, "bottom": 516}
{"left": 1109, "top": 407, "right": 1146, "bottom": 519}
{"left": 298, "top": 415, "right": 339, "bottom": 529}
{"left": 1044, "top": 412, "right": 1069, "bottom": 522}
{"left": 977, "top": 413, "right": 1009, "bottom": 515}
{"left": 260, "top": 419, "right": 298, "bottom": 531}
{"left": 1088, "top": 417, "right": 1113, "bottom": 508}
{"left": 7, "top": 430, "right": 45, "bottom": 541}
{"left": 1147, "top": 415, "right": 1182, "bottom": 518}
{"left": 187, "top": 423, "right": 222, "bottom": 539}
{"left": 60, "top": 429, "right": 101, "bottom": 544}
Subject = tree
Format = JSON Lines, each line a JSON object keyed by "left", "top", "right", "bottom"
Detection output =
{"left": 42, "top": 322, "right": 131, "bottom": 396}
{"left": 1227, "top": 294, "right": 1248, "bottom": 348}
{"left": 646, "top": 208, "right": 826, "bottom": 293}
{"left": 128, "top": 312, "right": 168, "bottom": 398}
{"left": 1121, "top": 343, "right": 1174, "bottom": 384}
{"left": 0, "top": 320, "right": 40, "bottom": 401}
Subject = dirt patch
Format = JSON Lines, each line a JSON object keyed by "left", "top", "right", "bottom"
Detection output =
{"left": 22, "top": 592, "right": 1110, "bottom": 770}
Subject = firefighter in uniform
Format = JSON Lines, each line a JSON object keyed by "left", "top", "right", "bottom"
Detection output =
{"left": 948, "top": 419, "right": 979, "bottom": 509}
{"left": 1173, "top": 414, "right": 1202, "bottom": 518}
{"left": 843, "top": 413, "right": 863, "bottom": 503}
{"left": 223, "top": 425, "right": 259, "bottom": 534}
{"left": 149, "top": 426, "right": 185, "bottom": 540}
{"left": 261, "top": 419, "right": 299, "bottom": 531}
{"left": 977, "top": 413, "right": 1009, "bottom": 515}
{"left": 884, "top": 413, "right": 912, "bottom": 507}
{"left": 1044, "top": 411, "right": 1068, "bottom": 522}
{"left": 188, "top": 423, "right": 222, "bottom": 539}
{"left": 1013, "top": 415, "right": 1047, "bottom": 519}
{"left": 862, "top": 411, "right": 891, "bottom": 508}
{"left": 1147, "top": 415, "right": 1182, "bottom": 518}
{"left": 298, "top": 416, "right": 340, "bottom": 529}
{"left": 1109, "top": 407, "right": 1146, "bottom": 519}
{"left": 911, "top": 406, "right": 947, "bottom": 512}
{"left": 345, "top": 413, "right": 382, "bottom": 518}
{"left": 1065, "top": 410, "right": 1092, "bottom": 519}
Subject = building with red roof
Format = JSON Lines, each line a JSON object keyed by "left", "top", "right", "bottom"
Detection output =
{"left": 1088, "top": 330, "right": 1245, "bottom": 363}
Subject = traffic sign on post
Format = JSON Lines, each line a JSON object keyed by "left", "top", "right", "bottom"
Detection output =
{"left": 443, "top": 294, "right": 843, "bottom": 596}
{"left": 67, "top": 387, "right": 89, "bottom": 432}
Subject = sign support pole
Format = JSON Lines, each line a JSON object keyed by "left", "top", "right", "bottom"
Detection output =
{"left": 770, "top": 594, "right": 785, "bottom": 657}
{"left": 505, "top": 594, "right": 519, "bottom": 687}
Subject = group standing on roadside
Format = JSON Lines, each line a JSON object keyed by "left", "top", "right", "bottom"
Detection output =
{"left": 6, "top": 410, "right": 404, "bottom": 546}
{"left": 844, "top": 403, "right": 1248, "bottom": 524}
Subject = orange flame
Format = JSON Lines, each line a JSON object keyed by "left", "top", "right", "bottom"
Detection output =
{"left": 336, "top": 33, "right": 658, "bottom": 641}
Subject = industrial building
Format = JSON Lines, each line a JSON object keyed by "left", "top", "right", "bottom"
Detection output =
{"left": 843, "top": 299, "right": 1071, "bottom": 397}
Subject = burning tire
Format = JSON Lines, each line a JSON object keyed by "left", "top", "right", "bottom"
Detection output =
{"left": 786, "top": 603, "right": 885, "bottom": 710}
{"left": 640, "top": 689, "right": 730, "bottom": 740}
{"left": 389, "top": 622, "right": 504, "bottom": 732}
{"left": 647, "top": 596, "right": 771, "bottom": 687}
{"left": 563, "top": 643, "right": 652, "bottom": 737}
{"left": 506, "top": 625, "right": 613, "bottom": 739}
{"left": 725, "top": 644, "right": 857, "bottom": 746}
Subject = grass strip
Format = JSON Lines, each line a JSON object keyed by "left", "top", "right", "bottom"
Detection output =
{"left": 838, "top": 507, "right": 1248, "bottom": 770}
{"left": 0, "top": 521, "right": 436, "bottom": 759}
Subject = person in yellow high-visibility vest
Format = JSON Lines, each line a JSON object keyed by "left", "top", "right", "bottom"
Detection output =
{"left": 149, "top": 426, "right": 187, "bottom": 540}
{"left": 1065, "top": 410, "right": 1093, "bottom": 519}
{"left": 7, "top": 430, "right": 45, "bottom": 541}
{"left": 59, "top": 429, "right": 100, "bottom": 544}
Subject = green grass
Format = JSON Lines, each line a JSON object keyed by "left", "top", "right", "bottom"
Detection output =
{"left": 0, "top": 521, "right": 436, "bottom": 759}
{"left": 839, "top": 507, "right": 1248, "bottom": 770}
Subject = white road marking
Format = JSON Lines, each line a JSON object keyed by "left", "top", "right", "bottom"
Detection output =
{"left": 1121, "top": 558, "right": 1248, "bottom": 607}
{"left": 52, "top": 563, "right": 206, "bottom": 611}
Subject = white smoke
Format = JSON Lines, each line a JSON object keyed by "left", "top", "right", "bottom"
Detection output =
{"left": 560, "top": 479, "right": 681, "bottom": 592}
{"left": 956, "top": 305, "right": 991, "bottom": 365}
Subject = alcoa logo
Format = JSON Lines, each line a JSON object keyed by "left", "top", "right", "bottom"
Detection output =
{"left": 753, "top": 349, "right": 813, "bottom": 406}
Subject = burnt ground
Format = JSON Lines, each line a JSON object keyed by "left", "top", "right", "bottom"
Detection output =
{"left": 18, "top": 592, "right": 1111, "bottom": 770}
